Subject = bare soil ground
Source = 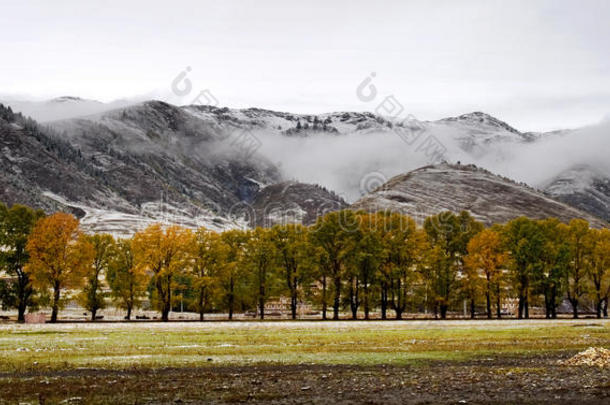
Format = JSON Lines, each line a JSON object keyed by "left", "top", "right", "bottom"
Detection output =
{"left": 2, "top": 359, "right": 609, "bottom": 404}
{"left": 1, "top": 320, "right": 608, "bottom": 404}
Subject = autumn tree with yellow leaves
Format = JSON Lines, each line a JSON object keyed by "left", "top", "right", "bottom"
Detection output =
{"left": 244, "top": 227, "right": 281, "bottom": 319}
{"left": 79, "top": 233, "right": 115, "bottom": 321}
{"left": 132, "top": 224, "right": 193, "bottom": 321}
{"left": 219, "top": 229, "right": 249, "bottom": 320}
{"left": 381, "top": 213, "right": 428, "bottom": 320}
{"left": 424, "top": 211, "right": 483, "bottom": 319}
{"left": 107, "top": 238, "right": 148, "bottom": 320}
{"left": 587, "top": 227, "right": 610, "bottom": 318}
{"left": 310, "top": 210, "right": 359, "bottom": 320}
{"left": 564, "top": 219, "right": 592, "bottom": 318}
{"left": 4, "top": 198, "right": 609, "bottom": 322}
{"left": 269, "top": 224, "right": 314, "bottom": 319}
{"left": 464, "top": 228, "right": 508, "bottom": 319}
{"left": 190, "top": 228, "right": 227, "bottom": 320}
{"left": 25, "top": 213, "right": 94, "bottom": 323}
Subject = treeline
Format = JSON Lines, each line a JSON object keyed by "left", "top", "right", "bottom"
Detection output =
{"left": 1, "top": 203, "right": 609, "bottom": 323}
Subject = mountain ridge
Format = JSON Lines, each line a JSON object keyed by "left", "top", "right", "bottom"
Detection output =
{"left": 351, "top": 163, "right": 607, "bottom": 228}
{"left": 1, "top": 100, "right": 607, "bottom": 234}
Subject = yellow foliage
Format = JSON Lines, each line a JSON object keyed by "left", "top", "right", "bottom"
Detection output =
{"left": 25, "top": 213, "right": 93, "bottom": 322}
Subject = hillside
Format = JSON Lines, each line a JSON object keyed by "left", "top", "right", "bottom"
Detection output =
{"left": 351, "top": 163, "right": 608, "bottom": 227}
{"left": 0, "top": 102, "right": 279, "bottom": 235}
{"left": 543, "top": 165, "right": 610, "bottom": 222}
{"left": 247, "top": 182, "right": 347, "bottom": 227}
{"left": 2, "top": 100, "right": 608, "bottom": 234}
{"left": 0, "top": 104, "right": 114, "bottom": 214}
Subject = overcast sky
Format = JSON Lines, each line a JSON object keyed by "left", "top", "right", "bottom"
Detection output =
{"left": 1, "top": 0, "right": 609, "bottom": 131}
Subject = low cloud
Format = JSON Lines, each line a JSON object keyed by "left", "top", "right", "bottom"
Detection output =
{"left": 253, "top": 119, "right": 610, "bottom": 202}
{"left": 254, "top": 129, "right": 458, "bottom": 202}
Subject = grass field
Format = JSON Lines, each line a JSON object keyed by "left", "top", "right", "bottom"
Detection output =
{"left": 1, "top": 319, "right": 609, "bottom": 404}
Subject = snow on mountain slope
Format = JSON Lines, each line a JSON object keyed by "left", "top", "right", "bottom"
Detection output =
{"left": 0, "top": 104, "right": 119, "bottom": 214}
{"left": 2, "top": 99, "right": 607, "bottom": 234}
{"left": 246, "top": 181, "right": 347, "bottom": 227}
{"left": 543, "top": 165, "right": 610, "bottom": 222}
{"left": 42, "top": 192, "right": 246, "bottom": 238}
{"left": 0, "top": 96, "right": 137, "bottom": 122}
{"left": 1, "top": 102, "right": 279, "bottom": 235}
{"left": 181, "top": 105, "right": 394, "bottom": 136}
{"left": 49, "top": 101, "right": 282, "bottom": 213}
{"left": 351, "top": 163, "right": 607, "bottom": 227}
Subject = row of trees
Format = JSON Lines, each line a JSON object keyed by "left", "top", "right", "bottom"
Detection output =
{"left": 1, "top": 203, "right": 609, "bottom": 322}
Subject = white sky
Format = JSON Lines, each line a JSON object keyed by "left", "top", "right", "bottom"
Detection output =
{"left": 1, "top": 0, "right": 609, "bottom": 131}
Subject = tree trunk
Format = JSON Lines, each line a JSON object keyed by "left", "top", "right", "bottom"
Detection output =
{"left": 486, "top": 290, "right": 491, "bottom": 319}
{"left": 16, "top": 270, "right": 30, "bottom": 323}
{"left": 595, "top": 292, "right": 602, "bottom": 319}
{"left": 286, "top": 264, "right": 298, "bottom": 320}
{"left": 349, "top": 277, "right": 358, "bottom": 320}
{"left": 228, "top": 277, "right": 234, "bottom": 320}
{"left": 17, "top": 301, "right": 26, "bottom": 323}
{"left": 518, "top": 294, "right": 524, "bottom": 319}
{"left": 333, "top": 271, "right": 341, "bottom": 320}
{"left": 127, "top": 287, "right": 134, "bottom": 321}
{"left": 380, "top": 283, "right": 388, "bottom": 320}
{"left": 50, "top": 282, "right": 61, "bottom": 323}
{"left": 165, "top": 275, "right": 172, "bottom": 321}
{"left": 470, "top": 298, "right": 475, "bottom": 319}
{"left": 363, "top": 281, "right": 369, "bottom": 320}
{"left": 518, "top": 278, "right": 529, "bottom": 319}
{"left": 90, "top": 274, "right": 99, "bottom": 322}
{"left": 394, "top": 278, "right": 407, "bottom": 321}
{"left": 290, "top": 282, "right": 297, "bottom": 320}
{"left": 440, "top": 303, "right": 448, "bottom": 319}
{"left": 571, "top": 299, "right": 579, "bottom": 319}
{"left": 550, "top": 285, "right": 558, "bottom": 319}
{"left": 496, "top": 290, "right": 501, "bottom": 319}
{"left": 259, "top": 283, "right": 265, "bottom": 320}
{"left": 162, "top": 305, "right": 170, "bottom": 322}
{"left": 321, "top": 275, "right": 327, "bottom": 320}
{"left": 51, "top": 306, "right": 58, "bottom": 323}
{"left": 157, "top": 275, "right": 171, "bottom": 322}
{"left": 199, "top": 287, "right": 205, "bottom": 321}
{"left": 603, "top": 298, "right": 608, "bottom": 317}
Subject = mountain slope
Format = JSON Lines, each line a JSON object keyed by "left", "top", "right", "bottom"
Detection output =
{"left": 2, "top": 100, "right": 608, "bottom": 234}
{"left": 0, "top": 104, "right": 125, "bottom": 215}
{"left": 247, "top": 182, "right": 347, "bottom": 227}
{"left": 51, "top": 101, "right": 281, "bottom": 211}
{"left": 351, "top": 163, "right": 607, "bottom": 227}
{"left": 543, "top": 165, "right": 610, "bottom": 222}
{"left": 0, "top": 96, "right": 136, "bottom": 122}
{"left": 0, "top": 102, "right": 279, "bottom": 235}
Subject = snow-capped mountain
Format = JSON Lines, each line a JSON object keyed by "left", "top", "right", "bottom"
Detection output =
{"left": 351, "top": 163, "right": 607, "bottom": 228}
{"left": 1, "top": 101, "right": 279, "bottom": 236}
{"left": 1, "top": 101, "right": 350, "bottom": 235}
{"left": 0, "top": 96, "right": 136, "bottom": 122}
{"left": 543, "top": 165, "right": 610, "bottom": 222}
{"left": 246, "top": 181, "right": 347, "bottom": 227}
{"left": 1, "top": 100, "right": 607, "bottom": 235}
{"left": 180, "top": 105, "right": 396, "bottom": 136}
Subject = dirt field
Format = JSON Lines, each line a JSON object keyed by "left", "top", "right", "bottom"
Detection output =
{"left": 0, "top": 320, "right": 609, "bottom": 404}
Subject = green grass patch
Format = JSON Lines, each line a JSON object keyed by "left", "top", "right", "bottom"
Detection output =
{"left": 1, "top": 320, "right": 608, "bottom": 373}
